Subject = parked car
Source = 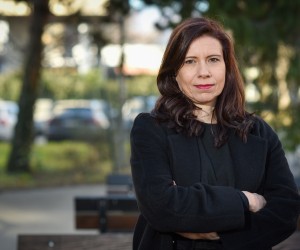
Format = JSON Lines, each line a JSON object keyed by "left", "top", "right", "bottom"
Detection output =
{"left": 47, "top": 99, "right": 110, "bottom": 141}
{"left": 0, "top": 100, "right": 18, "bottom": 141}
{"left": 122, "top": 95, "right": 158, "bottom": 130}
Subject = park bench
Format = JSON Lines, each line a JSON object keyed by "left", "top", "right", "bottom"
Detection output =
{"left": 75, "top": 174, "right": 139, "bottom": 233}
{"left": 74, "top": 173, "right": 139, "bottom": 233}
{"left": 18, "top": 234, "right": 133, "bottom": 250}
{"left": 74, "top": 194, "right": 139, "bottom": 233}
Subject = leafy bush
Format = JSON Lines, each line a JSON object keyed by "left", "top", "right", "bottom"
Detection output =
{"left": 0, "top": 141, "right": 114, "bottom": 190}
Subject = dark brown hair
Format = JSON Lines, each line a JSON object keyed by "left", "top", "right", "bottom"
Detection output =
{"left": 152, "top": 17, "right": 254, "bottom": 147}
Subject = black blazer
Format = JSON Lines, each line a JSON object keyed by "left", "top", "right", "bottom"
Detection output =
{"left": 130, "top": 113, "right": 300, "bottom": 250}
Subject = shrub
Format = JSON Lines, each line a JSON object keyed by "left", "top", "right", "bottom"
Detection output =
{"left": 0, "top": 141, "right": 114, "bottom": 190}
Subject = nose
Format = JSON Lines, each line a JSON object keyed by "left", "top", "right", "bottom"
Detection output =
{"left": 196, "top": 62, "right": 211, "bottom": 78}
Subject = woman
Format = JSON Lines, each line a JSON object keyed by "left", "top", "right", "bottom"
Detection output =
{"left": 130, "top": 17, "right": 300, "bottom": 250}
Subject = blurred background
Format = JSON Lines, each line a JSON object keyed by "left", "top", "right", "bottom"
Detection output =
{"left": 0, "top": 0, "right": 299, "bottom": 249}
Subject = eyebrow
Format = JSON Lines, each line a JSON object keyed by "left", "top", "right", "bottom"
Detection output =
{"left": 207, "top": 54, "right": 222, "bottom": 57}
{"left": 185, "top": 54, "right": 222, "bottom": 58}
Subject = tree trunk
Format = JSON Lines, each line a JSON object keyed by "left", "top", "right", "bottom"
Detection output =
{"left": 6, "top": 0, "right": 49, "bottom": 172}
{"left": 113, "top": 14, "right": 127, "bottom": 172}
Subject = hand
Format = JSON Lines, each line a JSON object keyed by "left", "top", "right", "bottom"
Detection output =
{"left": 242, "top": 191, "right": 266, "bottom": 212}
{"left": 176, "top": 232, "right": 220, "bottom": 240}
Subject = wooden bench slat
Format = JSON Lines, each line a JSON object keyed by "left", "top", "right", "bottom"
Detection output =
{"left": 106, "top": 213, "right": 139, "bottom": 231}
{"left": 74, "top": 195, "right": 139, "bottom": 233}
{"left": 76, "top": 214, "right": 99, "bottom": 229}
{"left": 18, "top": 234, "right": 133, "bottom": 250}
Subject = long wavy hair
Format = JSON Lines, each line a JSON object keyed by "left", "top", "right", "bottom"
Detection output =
{"left": 152, "top": 17, "right": 255, "bottom": 147}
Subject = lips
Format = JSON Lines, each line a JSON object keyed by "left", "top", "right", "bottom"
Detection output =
{"left": 194, "top": 84, "right": 215, "bottom": 90}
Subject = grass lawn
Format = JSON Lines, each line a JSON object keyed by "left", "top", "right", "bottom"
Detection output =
{"left": 0, "top": 141, "right": 130, "bottom": 190}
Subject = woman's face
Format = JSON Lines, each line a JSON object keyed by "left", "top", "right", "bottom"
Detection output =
{"left": 176, "top": 35, "right": 226, "bottom": 107}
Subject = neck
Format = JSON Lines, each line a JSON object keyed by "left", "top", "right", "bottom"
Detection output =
{"left": 194, "top": 104, "right": 215, "bottom": 111}
{"left": 194, "top": 105, "right": 216, "bottom": 123}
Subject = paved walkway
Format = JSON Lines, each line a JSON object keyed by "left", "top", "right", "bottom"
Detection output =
{"left": 1, "top": 185, "right": 299, "bottom": 250}
{"left": 0, "top": 185, "right": 113, "bottom": 250}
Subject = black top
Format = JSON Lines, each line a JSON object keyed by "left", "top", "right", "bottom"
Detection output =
{"left": 198, "top": 123, "right": 235, "bottom": 186}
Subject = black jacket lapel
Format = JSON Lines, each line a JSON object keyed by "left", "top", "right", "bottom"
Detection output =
{"left": 167, "top": 134, "right": 201, "bottom": 185}
{"left": 228, "top": 133, "right": 268, "bottom": 192}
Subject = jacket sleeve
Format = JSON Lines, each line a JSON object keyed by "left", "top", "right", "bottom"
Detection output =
{"left": 220, "top": 118, "right": 300, "bottom": 250}
{"left": 130, "top": 113, "right": 247, "bottom": 233}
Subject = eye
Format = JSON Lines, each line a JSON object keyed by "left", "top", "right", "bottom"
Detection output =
{"left": 208, "top": 57, "right": 220, "bottom": 63}
{"left": 184, "top": 59, "right": 197, "bottom": 64}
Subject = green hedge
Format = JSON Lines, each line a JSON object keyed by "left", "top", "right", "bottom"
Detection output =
{"left": 0, "top": 141, "right": 114, "bottom": 190}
